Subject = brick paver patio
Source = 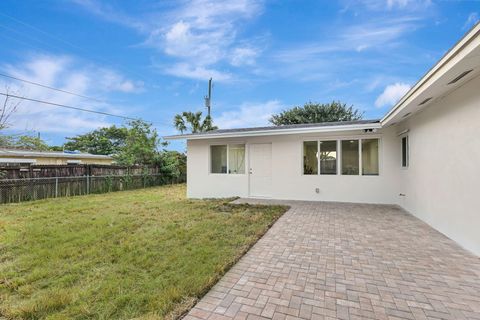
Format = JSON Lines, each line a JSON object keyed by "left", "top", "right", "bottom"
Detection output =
{"left": 184, "top": 200, "right": 480, "bottom": 320}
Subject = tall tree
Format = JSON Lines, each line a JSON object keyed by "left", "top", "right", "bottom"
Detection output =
{"left": 64, "top": 126, "right": 128, "bottom": 155}
{"left": 115, "top": 120, "right": 162, "bottom": 166}
{"left": 173, "top": 111, "right": 217, "bottom": 133}
{"left": 269, "top": 101, "right": 363, "bottom": 126}
{"left": 64, "top": 120, "right": 164, "bottom": 165}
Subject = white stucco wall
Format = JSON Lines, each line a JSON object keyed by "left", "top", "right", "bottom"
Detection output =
{"left": 395, "top": 75, "right": 480, "bottom": 255}
{"left": 187, "top": 128, "right": 400, "bottom": 204}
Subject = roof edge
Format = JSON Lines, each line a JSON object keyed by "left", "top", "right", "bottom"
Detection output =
{"left": 164, "top": 122, "right": 381, "bottom": 140}
{"left": 381, "top": 21, "right": 480, "bottom": 125}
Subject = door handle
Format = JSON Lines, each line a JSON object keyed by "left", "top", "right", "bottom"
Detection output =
{"left": 249, "top": 168, "right": 253, "bottom": 174}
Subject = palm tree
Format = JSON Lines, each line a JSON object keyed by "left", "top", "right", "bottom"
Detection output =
{"left": 173, "top": 111, "right": 218, "bottom": 134}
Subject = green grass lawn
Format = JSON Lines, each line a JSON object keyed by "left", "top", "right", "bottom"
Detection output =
{"left": 0, "top": 184, "right": 287, "bottom": 320}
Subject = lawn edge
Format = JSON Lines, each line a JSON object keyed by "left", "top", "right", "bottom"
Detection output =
{"left": 168, "top": 203, "right": 290, "bottom": 320}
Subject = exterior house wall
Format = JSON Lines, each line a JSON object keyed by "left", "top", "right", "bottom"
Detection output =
{"left": 185, "top": 75, "right": 480, "bottom": 255}
{"left": 187, "top": 128, "right": 401, "bottom": 204}
{"left": 395, "top": 75, "right": 480, "bottom": 255}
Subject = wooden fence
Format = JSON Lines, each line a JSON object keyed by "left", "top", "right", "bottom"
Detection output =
{"left": 0, "top": 164, "right": 159, "bottom": 179}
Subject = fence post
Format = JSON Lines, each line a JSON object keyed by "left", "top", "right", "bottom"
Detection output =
{"left": 86, "top": 175, "right": 90, "bottom": 194}
{"left": 55, "top": 177, "right": 58, "bottom": 198}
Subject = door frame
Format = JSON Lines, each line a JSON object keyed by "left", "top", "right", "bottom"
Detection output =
{"left": 248, "top": 142, "right": 272, "bottom": 198}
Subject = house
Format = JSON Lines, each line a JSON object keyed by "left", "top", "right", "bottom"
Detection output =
{"left": 165, "top": 23, "right": 480, "bottom": 255}
{"left": 0, "top": 148, "right": 113, "bottom": 166}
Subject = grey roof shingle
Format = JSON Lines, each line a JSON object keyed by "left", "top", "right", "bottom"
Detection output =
{"left": 165, "top": 119, "right": 380, "bottom": 139}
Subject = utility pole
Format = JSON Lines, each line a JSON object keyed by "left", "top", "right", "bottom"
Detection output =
{"left": 204, "top": 78, "right": 212, "bottom": 117}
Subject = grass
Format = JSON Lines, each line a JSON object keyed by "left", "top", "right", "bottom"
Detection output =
{"left": 0, "top": 184, "right": 287, "bottom": 320}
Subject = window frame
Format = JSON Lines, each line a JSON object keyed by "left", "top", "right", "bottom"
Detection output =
{"left": 301, "top": 137, "right": 381, "bottom": 177}
{"left": 209, "top": 143, "right": 246, "bottom": 175}
{"left": 319, "top": 139, "right": 338, "bottom": 175}
{"left": 401, "top": 135, "right": 409, "bottom": 168}
{"left": 341, "top": 139, "right": 361, "bottom": 176}
{"left": 361, "top": 138, "right": 380, "bottom": 176}
{"left": 302, "top": 140, "right": 319, "bottom": 175}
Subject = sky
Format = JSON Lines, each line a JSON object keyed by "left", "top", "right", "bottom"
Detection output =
{"left": 0, "top": 0, "right": 478, "bottom": 151}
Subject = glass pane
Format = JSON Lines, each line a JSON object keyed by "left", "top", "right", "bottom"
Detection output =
{"left": 341, "top": 140, "right": 359, "bottom": 175}
{"left": 211, "top": 145, "right": 227, "bottom": 173}
{"left": 228, "top": 144, "right": 245, "bottom": 174}
{"left": 362, "top": 139, "right": 379, "bottom": 175}
{"left": 320, "top": 141, "right": 337, "bottom": 175}
{"left": 401, "top": 136, "right": 408, "bottom": 167}
{"left": 303, "top": 141, "right": 318, "bottom": 175}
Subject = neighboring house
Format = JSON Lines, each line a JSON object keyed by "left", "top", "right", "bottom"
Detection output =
{"left": 166, "top": 23, "right": 480, "bottom": 255}
{"left": 0, "top": 149, "right": 113, "bottom": 166}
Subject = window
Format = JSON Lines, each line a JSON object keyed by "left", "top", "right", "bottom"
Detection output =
{"left": 320, "top": 140, "right": 337, "bottom": 175}
{"left": 341, "top": 140, "right": 359, "bottom": 175}
{"left": 302, "top": 138, "right": 379, "bottom": 176}
{"left": 211, "top": 145, "right": 227, "bottom": 173}
{"left": 362, "top": 139, "right": 379, "bottom": 175}
{"left": 303, "top": 141, "right": 318, "bottom": 175}
{"left": 228, "top": 144, "right": 245, "bottom": 174}
{"left": 210, "top": 144, "right": 245, "bottom": 174}
{"left": 401, "top": 136, "right": 409, "bottom": 167}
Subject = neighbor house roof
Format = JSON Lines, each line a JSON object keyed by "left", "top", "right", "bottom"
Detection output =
{"left": 0, "top": 149, "right": 112, "bottom": 159}
{"left": 164, "top": 119, "right": 381, "bottom": 140}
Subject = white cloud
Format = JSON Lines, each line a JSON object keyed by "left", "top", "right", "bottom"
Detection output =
{"left": 164, "top": 63, "right": 231, "bottom": 81}
{"left": 230, "top": 47, "right": 259, "bottom": 66}
{"left": 463, "top": 12, "right": 479, "bottom": 30}
{"left": 98, "top": 69, "right": 144, "bottom": 93}
{"left": 215, "top": 100, "right": 283, "bottom": 129}
{"left": 375, "top": 82, "right": 410, "bottom": 108}
{"left": 1, "top": 54, "right": 140, "bottom": 134}
{"left": 345, "top": 0, "right": 432, "bottom": 11}
{"left": 73, "top": 0, "right": 264, "bottom": 81}
{"left": 340, "top": 16, "right": 420, "bottom": 51}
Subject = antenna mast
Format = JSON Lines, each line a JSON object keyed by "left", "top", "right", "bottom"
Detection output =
{"left": 204, "top": 78, "right": 212, "bottom": 117}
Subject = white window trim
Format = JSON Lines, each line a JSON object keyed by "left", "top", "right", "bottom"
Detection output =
{"left": 360, "top": 138, "right": 381, "bottom": 176}
{"left": 340, "top": 139, "right": 361, "bottom": 176}
{"left": 319, "top": 139, "right": 338, "bottom": 175}
{"left": 209, "top": 142, "right": 246, "bottom": 175}
{"left": 301, "top": 140, "right": 319, "bottom": 176}
{"left": 301, "top": 136, "right": 381, "bottom": 177}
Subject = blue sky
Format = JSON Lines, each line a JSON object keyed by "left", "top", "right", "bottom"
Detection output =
{"left": 0, "top": 0, "right": 478, "bottom": 151}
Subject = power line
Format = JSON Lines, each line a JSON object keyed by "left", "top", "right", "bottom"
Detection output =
{"left": 0, "top": 72, "right": 107, "bottom": 103}
{"left": 0, "top": 92, "right": 139, "bottom": 121}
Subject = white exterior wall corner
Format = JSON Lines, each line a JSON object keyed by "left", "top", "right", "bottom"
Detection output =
{"left": 395, "top": 74, "right": 480, "bottom": 256}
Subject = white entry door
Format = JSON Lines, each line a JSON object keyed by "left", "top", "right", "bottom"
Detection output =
{"left": 249, "top": 143, "right": 272, "bottom": 198}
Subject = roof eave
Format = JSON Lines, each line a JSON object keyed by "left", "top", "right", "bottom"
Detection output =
{"left": 164, "top": 122, "right": 382, "bottom": 140}
{"left": 381, "top": 22, "right": 480, "bottom": 126}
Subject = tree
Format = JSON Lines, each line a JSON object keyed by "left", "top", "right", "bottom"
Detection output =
{"left": 173, "top": 111, "right": 217, "bottom": 133}
{"left": 115, "top": 120, "right": 163, "bottom": 166}
{"left": 0, "top": 87, "right": 21, "bottom": 131}
{"left": 64, "top": 120, "right": 165, "bottom": 166}
{"left": 14, "top": 135, "right": 50, "bottom": 151}
{"left": 156, "top": 150, "right": 187, "bottom": 183}
{"left": 64, "top": 126, "right": 128, "bottom": 155}
{"left": 0, "top": 134, "right": 50, "bottom": 151}
{"left": 269, "top": 101, "right": 363, "bottom": 126}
